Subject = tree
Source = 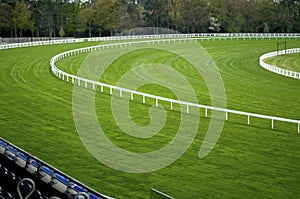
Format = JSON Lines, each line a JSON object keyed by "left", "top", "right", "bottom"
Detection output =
{"left": 0, "top": 0, "right": 13, "bottom": 36}
{"left": 118, "top": 0, "right": 144, "bottom": 33}
{"left": 64, "top": 0, "right": 82, "bottom": 37}
{"left": 277, "top": 0, "right": 300, "bottom": 32}
{"left": 94, "top": 0, "right": 122, "bottom": 36}
{"left": 58, "top": 25, "right": 65, "bottom": 37}
{"left": 12, "top": 0, "right": 34, "bottom": 37}
{"left": 144, "top": 0, "right": 169, "bottom": 33}
{"left": 78, "top": 5, "right": 95, "bottom": 37}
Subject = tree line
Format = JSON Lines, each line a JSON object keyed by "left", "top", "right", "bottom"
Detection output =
{"left": 0, "top": 0, "right": 299, "bottom": 38}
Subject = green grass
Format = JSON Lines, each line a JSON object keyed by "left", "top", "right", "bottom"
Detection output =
{"left": 264, "top": 52, "right": 300, "bottom": 72}
{"left": 0, "top": 38, "right": 300, "bottom": 198}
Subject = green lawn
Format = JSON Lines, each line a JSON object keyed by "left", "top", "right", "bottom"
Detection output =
{"left": 0, "top": 38, "right": 300, "bottom": 198}
{"left": 264, "top": 52, "right": 300, "bottom": 72}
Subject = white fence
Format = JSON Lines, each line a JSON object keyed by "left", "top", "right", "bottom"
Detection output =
{"left": 0, "top": 33, "right": 299, "bottom": 133}
{"left": 86, "top": 33, "right": 300, "bottom": 42}
{"left": 50, "top": 37, "right": 300, "bottom": 133}
{"left": 259, "top": 48, "right": 300, "bottom": 79}
{"left": 1, "top": 37, "right": 76, "bottom": 44}
{"left": 1, "top": 33, "right": 300, "bottom": 50}
{"left": 0, "top": 38, "right": 84, "bottom": 50}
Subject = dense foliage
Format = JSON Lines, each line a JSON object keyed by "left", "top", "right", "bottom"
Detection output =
{"left": 0, "top": 0, "right": 299, "bottom": 37}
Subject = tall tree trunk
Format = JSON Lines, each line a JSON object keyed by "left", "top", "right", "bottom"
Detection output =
{"left": 88, "top": 22, "right": 91, "bottom": 37}
{"left": 11, "top": 27, "right": 14, "bottom": 38}
{"left": 14, "top": 23, "right": 17, "bottom": 38}
{"left": 49, "top": 26, "right": 52, "bottom": 39}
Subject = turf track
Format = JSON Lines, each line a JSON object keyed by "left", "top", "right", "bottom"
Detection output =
{"left": 0, "top": 39, "right": 300, "bottom": 198}
{"left": 264, "top": 52, "right": 300, "bottom": 72}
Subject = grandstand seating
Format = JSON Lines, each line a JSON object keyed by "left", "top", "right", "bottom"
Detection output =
{"left": 0, "top": 137, "right": 111, "bottom": 199}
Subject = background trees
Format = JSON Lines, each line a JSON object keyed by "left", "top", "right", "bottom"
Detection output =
{"left": 12, "top": 0, "right": 34, "bottom": 37}
{"left": 0, "top": 0, "right": 299, "bottom": 38}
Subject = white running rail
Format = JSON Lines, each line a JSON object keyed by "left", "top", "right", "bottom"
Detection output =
{"left": 49, "top": 38, "right": 300, "bottom": 133}
{"left": 1, "top": 33, "right": 300, "bottom": 50}
{"left": 259, "top": 48, "right": 300, "bottom": 79}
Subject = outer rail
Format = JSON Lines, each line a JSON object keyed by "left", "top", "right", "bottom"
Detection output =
{"left": 50, "top": 38, "right": 300, "bottom": 133}
{"left": 259, "top": 48, "right": 300, "bottom": 79}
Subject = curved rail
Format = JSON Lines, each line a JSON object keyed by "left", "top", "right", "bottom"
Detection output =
{"left": 259, "top": 48, "right": 300, "bottom": 79}
{"left": 50, "top": 37, "right": 300, "bottom": 133}
{"left": 1, "top": 33, "right": 300, "bottom": 50}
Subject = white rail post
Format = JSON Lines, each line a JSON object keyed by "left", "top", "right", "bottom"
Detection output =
{"left": 187, "top": 104, "right": 189, "bottom": 114}
{"left": 271, "top": 119, "right": 274, "bottom": 129}
{"left": 78, "top": 79, "right": 80, "bottom": 86}
{"left": 130, "top": 93, "right": 133, "bottom": 101}
{"left": 205, "top": 108, "right": 208, "bottom": 117}
{"left": 72, "top": 78, "right": 74, "bottom": 84}
{"left": 110, "top": 87, "right": 112, "bottom": 95}
{"left": 92, "top": 83, "right": 95, "bottom": 90}
{"left": 298, "top": 123, "right": 300, "bottom": 134}
{"left": 120, "top": 90, "right": 122, "bottom": 98}
{"left": 170, "top": 101, "right": 173, "bottom": 110}
{"left": 248, "top": 115, "right": 250, "bottom": 125}
{"left": 101, "top": 85, "right": 103, "bottom": 92}
{"left": 85, "top": 81, "right": 87, "bottom": 88}
{"left": 156, "top": 98, "right": 158, "bottom": 107}
{"left": 66, "top": 75, "right": 69, "bottom": 82}
{"left": 225, "top": 112, "right": 228, "bottom": 121}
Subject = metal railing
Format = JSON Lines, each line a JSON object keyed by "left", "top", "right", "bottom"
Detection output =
{"left": 1, "top": 33, "right": 300, "bottom": 50}
{"left": 50, "top": 38, "right": 300, "bottom": 133}
{"left": 259, "top": 48, "right": 300, "bottom": 79}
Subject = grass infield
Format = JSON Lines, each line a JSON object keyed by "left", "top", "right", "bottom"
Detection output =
{"left": 0, "top": 39, "right": 300, "bottom": 198}
{"left": 264, "top": 52, "right": 300, "bottom": 72}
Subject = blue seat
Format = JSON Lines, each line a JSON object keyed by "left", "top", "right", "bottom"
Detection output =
{"left": 89, "top": 193, "right": 102, "bottom": 199}
{"left": 42, "top": 166, "right": 54, "bottom": 176}
{"left": 30, "top": 159, "right": 39, "bottom": 168}
{"left": 73, "top": 184, "right": 86, "bottom": 193}
{"left": 55, "top": 173, "right": 69, "bottom": 185}
{"left": 0, "top": 140, "right": 7, "bottom": 148}
{"left": 17, "top": 152, "right": 28, "bottom": 161}
{"left": 7, "top": 146, "right": 17, "bottom": 154}
{"left": 5, "top": 146, "right": 17, "bottom": 160}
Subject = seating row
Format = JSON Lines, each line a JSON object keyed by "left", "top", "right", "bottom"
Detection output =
{"left": 0, "top": 138, "right": 109, "bottom": 199}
